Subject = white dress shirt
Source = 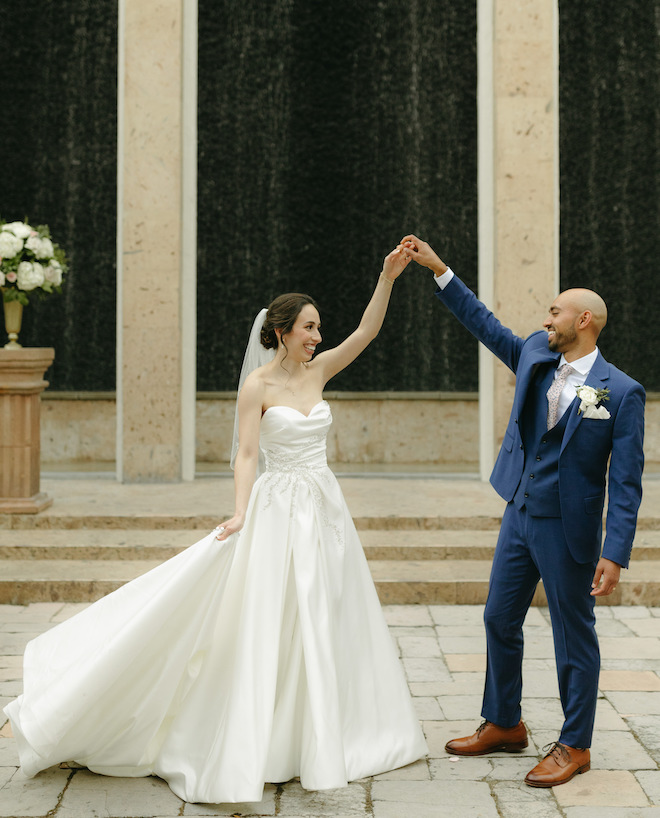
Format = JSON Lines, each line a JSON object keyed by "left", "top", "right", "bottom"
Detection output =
{"left": 433, "top": 268, "right": 599, "bottom": 421}
{"left": 554, "top": 349, "right": 599, "bottom": 420}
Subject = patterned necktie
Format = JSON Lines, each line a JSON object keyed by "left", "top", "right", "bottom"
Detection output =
{"left": 546, "top": 363, "right": 573, "bottom": 429}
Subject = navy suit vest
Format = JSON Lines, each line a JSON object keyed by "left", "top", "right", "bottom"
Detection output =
{"left": 513, "top": 363, "right": 575, "bottom": 517}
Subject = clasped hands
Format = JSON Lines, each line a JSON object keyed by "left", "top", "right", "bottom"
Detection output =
{"left": 383, "top": 234, "right": 454, "bottom": 279}
{"left": 393, "top": 234, "right": 449, "bottom": 277}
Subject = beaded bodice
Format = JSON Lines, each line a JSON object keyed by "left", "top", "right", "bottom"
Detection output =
{"left": 260, "top": 400, "right": 331, "bottom": 474}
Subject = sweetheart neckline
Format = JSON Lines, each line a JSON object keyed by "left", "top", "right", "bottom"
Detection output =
{"left": 263, "top": 400, "right": 327, "bottom": 419}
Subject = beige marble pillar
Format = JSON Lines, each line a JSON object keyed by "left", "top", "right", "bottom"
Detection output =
{"left": 478, "top": 0, "right": 559, "bottom": 477}
{"left": 0, "top": 349, "right": 54, "bottom": 513}
{"left": 116, "top": 0, "right": 197, "bottom": 482}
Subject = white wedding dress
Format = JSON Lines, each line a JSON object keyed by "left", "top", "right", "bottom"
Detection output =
{"left": 4, "top": 400, "right": 428, "bottom": 804}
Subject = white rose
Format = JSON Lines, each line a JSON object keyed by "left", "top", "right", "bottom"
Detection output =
{"left": 26, "top": 235, "right": 54, "bottom": 259}
{"left": 25, "top": 235, "right": 41, "bottom": 254}
{"left": 2, "top": 221, "right": 32, "bottom": 239}
{"left": 38, "top": 237, "right": 54, "bottom": 259}
{"left": 0, "top": 271, "right": 5, "bottom": 286}
{"left": 0, "top": 231, "right": 24, "bottom": 259}
{"left": 44, "top": 260, "right": 63, "bottom": 286}
{"left": 576, "top": 385, "right": 598, "bottom": 406}
{"left": 17, "top": 261, "right": 45, "bottom": 291}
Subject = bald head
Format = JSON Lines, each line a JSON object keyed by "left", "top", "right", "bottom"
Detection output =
{"left": 560, "top": 288, "right": 608, "bottom": 335}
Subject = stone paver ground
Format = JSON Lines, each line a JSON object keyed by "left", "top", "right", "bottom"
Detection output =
{"left": 2, "top": 602, "right": 660, "bottom": 817}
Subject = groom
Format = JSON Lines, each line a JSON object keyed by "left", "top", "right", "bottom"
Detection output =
{"left": 403, "top": 235, "right": 645, "bottom": 787}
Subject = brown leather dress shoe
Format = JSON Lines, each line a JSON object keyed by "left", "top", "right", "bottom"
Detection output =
{"left": 524, "top": 742, "right": 590, "bottom": 787}
{"left": 445, "top": 720, "right": 528, "bottom": 756}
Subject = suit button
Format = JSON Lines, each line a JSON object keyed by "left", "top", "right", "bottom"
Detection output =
{"left": 530, "top": 474, "right": 535, "bottom": 479}
{"left": 541, "top": 439, "right": 547, "bottom": 444}
{"left": 519, "top": 445, "right": 523, "bottom": 450}
{"left": 536, "top": 456, "right": 542, "bottom": 461}
{"left": 524, "top": 492, "right": 529, "bottom": 498}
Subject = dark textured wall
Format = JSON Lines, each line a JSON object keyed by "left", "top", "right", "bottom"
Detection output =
{"left": 6, "top": 3, "right": 653, "bottom": 396}
{"left": 559, "top": 0, "right": 659, "bottom": 389}
{"left": 0, "top": 1, "right": 117, "bottom": 391}
{"left": 197, "top": 0, "right": 478, "bottom": 392}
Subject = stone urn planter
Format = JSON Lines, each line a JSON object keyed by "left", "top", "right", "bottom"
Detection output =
{"left": 2, "top": 294, "right": 23, "bottom": 348}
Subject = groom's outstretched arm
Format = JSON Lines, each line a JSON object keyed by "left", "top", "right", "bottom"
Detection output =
{"left": 402, "top": 234, "right": 525, "bottom": 373}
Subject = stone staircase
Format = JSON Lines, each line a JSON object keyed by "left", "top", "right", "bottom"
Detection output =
{"left": 2, "top": 512, "right": 660, "bottom": 606}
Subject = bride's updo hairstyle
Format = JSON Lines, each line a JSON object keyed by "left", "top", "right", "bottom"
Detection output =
{"left": 261, "top": 293, "right": 320, "bottom": 350}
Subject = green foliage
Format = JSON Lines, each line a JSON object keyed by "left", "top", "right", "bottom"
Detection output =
{"left": 2, "top": 288, "right": 29, "bottom": 306}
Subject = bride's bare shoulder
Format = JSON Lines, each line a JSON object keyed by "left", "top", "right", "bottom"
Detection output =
{"left": 244, "top": 362, "right": 274, "bottom": 385}
{"left": 239, "top": 370, "right": 268, "bottom": 404}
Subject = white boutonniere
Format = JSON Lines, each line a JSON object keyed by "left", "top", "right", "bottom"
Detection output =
{"left": 576, "top": 385, "right": 611, "bottom": 419}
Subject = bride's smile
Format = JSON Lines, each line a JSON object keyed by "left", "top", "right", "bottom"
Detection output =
{"left": 278, "top": 303, "right": 322, "bottom": 363}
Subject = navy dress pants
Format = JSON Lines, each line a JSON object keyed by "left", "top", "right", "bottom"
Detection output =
{"left": 481, "top": 503, "right": 600, "bottom": 748}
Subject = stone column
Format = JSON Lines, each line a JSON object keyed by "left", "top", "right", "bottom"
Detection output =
{"left": 116, "top": 0, "right": 197, "bottom": 482}
{"left": 0, "top": 349, "right": 54, "bottom": 513}
{"left": 478, "top": 0, "right": 559, "bottom": 477}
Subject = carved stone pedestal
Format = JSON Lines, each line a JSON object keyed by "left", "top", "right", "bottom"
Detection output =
{"left": 0, "top": 348, "right": 55, "bottom": 513}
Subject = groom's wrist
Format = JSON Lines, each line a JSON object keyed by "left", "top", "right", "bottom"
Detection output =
{"left": 434, "top": 267, "right": 454, "bottom": 289}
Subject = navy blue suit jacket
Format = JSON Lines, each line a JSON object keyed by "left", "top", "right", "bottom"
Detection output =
{"left": 436, "top": 274, "right": 645, "bottom": 568}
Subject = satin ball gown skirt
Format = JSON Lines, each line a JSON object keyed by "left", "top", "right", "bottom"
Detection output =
{"left": 5, "top": 402, "right": 428, "bottom": 803}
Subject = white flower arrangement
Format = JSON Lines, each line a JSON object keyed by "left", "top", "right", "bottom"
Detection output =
{"left": 576, "top": 385, "right": 611, "bottom": 420}
{"left": 0, "top": 220, "right": 67, "bottom": 305}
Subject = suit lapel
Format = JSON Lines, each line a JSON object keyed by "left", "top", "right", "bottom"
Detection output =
{"left": 561, "top": 351, "right": 611, "bottom": 451}
{"left": 515, "top": 349, "right": 560, "bottom": 418}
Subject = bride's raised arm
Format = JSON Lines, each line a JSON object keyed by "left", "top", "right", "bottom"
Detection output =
{"left": 313, "top": 245, "right": 410, "bottom": 384}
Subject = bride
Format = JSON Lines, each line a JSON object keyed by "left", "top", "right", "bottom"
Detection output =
{"left": 4, "top": 244, "right": 428, "bottom": 804}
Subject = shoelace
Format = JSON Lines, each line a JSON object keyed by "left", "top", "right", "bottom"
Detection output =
{"left": 541, "top": 741, "right": 570, "bottom": 762}
{"left": 476, "top": 720, "right": 490, "bottom": 736}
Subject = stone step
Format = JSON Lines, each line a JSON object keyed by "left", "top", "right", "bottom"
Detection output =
{"left": 3, "top": 528, "right": 660, "bottom": 561}
{"left": 0, "top": 529, "right": 498, "bottom": 561}
{"left": 3, "top": 511, "right": 660, "bottom": 531}
{"left": 0, "top": 513, "right": 508, "bottom": 531}
{"left": 2, "top": 557, "right": 660, "bottom": 606}
{"left": 0, "top": 530, "right": 197, "bottom": 561}
{"left": 374, "top": 558, "right": 660, "bottom": 606}
{"left": 0, "top": 515, "right": 224, "bottom": 531}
